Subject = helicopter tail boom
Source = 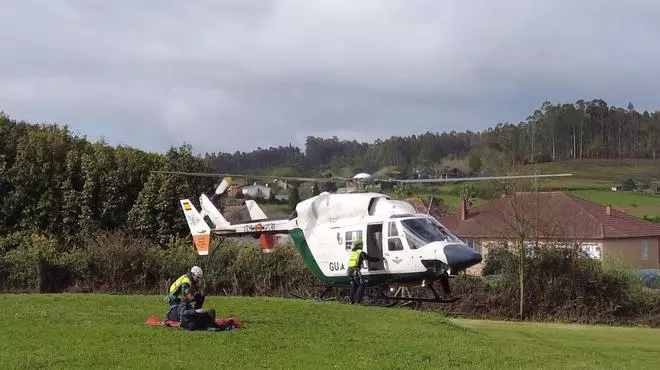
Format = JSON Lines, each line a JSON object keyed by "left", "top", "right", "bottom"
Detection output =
{"left": 212, "top": 218, "right": 295, "bottom": 236}
{"left": 209, "top": 218, "right": 293, "bottom": 253}
{"left": 180, "top": 195, "right": 291, "bottom": 256}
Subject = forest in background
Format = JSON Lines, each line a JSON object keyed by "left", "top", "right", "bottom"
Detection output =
{"left": 1, "top": 99, "right": 659, "bottom": 327}
{"left": 206, "top": 99, "right": 660, "bottom": 177}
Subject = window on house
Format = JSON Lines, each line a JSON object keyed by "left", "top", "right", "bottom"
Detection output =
{"left": 523, "top": 242, "right": 536, "bottom": 258}
{"left": 642, "top": 239, "right": 648, "bottom": 260}
{"left": 465, "top": 239, "right": 482, "bottom": 254}
{"left": 580, "top": 243, "right": 601, "bottom": 260}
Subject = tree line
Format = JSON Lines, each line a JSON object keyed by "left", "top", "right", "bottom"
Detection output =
{"left": 206, "top": 99, "right": 660, "bottom": 176}
{"left": 2, "top": 97, "right": 660, "bottom": 248}
{"left": 0, "top": 113, "right": 217, "bottom": 247}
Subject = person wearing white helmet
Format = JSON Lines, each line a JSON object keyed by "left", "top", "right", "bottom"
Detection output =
{"left": 166, "top": 265, "right": 206, "bottom": 321}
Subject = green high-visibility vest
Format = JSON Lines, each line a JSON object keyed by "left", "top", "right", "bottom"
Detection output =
{"left": 348, "top": 249, "right": 362, "bottom": 269}
{"left": 169, "top": 274, "right": 192, "bottom": 297}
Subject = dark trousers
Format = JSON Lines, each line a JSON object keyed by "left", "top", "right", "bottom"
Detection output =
{"left": 348, "top": 269, "right": 365, "bottom": 304}
{"left": 181, "top": 309, "right": 216, "bottom": 331}
{"left": 166, "top": 293, "right": 205, "bottom": 321}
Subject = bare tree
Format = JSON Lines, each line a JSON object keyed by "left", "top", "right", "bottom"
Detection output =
{"left": 481, "top": 178, "right": 565, "bottom": 320}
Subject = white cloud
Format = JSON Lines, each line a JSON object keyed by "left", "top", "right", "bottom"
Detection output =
{"left": 1, "top": 0, "right": 659, "bottom": 153}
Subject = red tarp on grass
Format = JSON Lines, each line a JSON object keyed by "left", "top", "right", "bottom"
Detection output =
{"left": 145, "top": 315, "right": 244, "bottom": 329}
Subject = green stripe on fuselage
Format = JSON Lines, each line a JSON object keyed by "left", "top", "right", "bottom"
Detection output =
{"left": 290, "top": 227, "right": 430, "bottom": 286}
{"left": 290, "top": 227, "right": 346, "bottom": 284}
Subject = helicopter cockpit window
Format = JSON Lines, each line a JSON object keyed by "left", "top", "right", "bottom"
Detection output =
{"left": 401, "top": 217, "right": 455, "bottom": 246}
{"left": 405, "top": 233, "right": 425, "bottom": 250}
{"left": 387, "top": 222, "right": 404, "bottom": 251}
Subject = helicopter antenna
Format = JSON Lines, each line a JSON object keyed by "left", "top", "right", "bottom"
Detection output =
{"left": 427, "top": 196, "right": 433, "bottom": 215}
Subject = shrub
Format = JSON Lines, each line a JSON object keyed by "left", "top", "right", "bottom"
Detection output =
{"left": 0, "top": 233, "right": 63, "bottom": 292}
{"left": 441, "top": 244, "right": 659, "bottom": 326}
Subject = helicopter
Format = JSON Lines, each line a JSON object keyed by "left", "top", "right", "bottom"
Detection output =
{"left": 154, "top": 170, "right": 572, "bottom": 307}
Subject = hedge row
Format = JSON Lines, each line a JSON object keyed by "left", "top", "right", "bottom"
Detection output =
{"left": 1, "top": 231, "right": 657, "bottom": 327}
{"left": 0, "top": 231, "right": 316, "bottom": 296}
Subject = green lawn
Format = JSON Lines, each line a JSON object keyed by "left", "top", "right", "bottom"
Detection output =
{"left": 428, "top": 188, "right": 660, "bottom": 220}
{"left": 412, "top": 160, "right": 660, "bottom": 218}
{"left": 0, "top": 294, "right": 658, "bottom": 369}
{"left": 432, "top": 192, "right": 490, "bottom": 212}
{"left": 569, "top": 190, "right": 660, "bottom": 218}
{"left": 520, "top": 159, "right": 660, "bottom": 189}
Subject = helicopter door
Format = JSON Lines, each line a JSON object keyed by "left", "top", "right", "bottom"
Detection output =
{"left": 383, "top": 221, "right": 406, "bottom": 270}
{"left": 366, "top": 223, "right": 385, "bottom": 271}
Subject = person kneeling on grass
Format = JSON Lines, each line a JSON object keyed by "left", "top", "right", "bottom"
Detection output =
{"left": 177, "top": 293, "right": 233, "bottom": 331}
{"left": 166, "top": 265, "right": 205, "bottom": 322}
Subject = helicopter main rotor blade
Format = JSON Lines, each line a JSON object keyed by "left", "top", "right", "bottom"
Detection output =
{"left": 388, "top": 173, "right": 572, "bottom": 183}
{"left": 150, "top": 170, "right": 352, "bottom": 183}
{"left": 215, "top": 176, "right": 233, "bottom": 195}
{"left": 151, "top": 170, "right": 572, "bottom": 185}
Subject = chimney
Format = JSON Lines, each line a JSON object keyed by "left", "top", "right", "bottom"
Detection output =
{"left": 460, "top": 197, "right": 468, "bottom": 220}
{"left": 606, "top": 204, "right": 611, "bottom": 216}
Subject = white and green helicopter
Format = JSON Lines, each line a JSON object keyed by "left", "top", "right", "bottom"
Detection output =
{"left": 156, "top": 170, "right": 571, "bottom": 306}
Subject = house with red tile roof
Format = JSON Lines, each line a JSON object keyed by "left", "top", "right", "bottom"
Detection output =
{"left": 438, "top": 191, "right": 660, "bottom": 275}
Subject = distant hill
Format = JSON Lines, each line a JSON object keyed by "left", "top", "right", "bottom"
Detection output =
{"left": 204, "top": 99, "right": 660, "bottom": 178}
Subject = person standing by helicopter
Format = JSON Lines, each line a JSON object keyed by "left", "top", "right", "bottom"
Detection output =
{"left": 347, "top": 239, "right": 383, "bottom": 304}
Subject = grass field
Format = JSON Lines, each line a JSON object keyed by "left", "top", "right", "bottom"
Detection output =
{"left": 569, "top": 190, "right": 660, "bottom": 218}
{"left": 430, "top": 189, "right": 660, "bottom": 219}
{"left": 522, "top": 159, "right": 660, "bottom": 188}
{"left": 1, "top": 294, "right": 658, "bottom": 369}
{"left": 402, "top": 160, "right": 660, "bottom": 218}
{"left": 524, "top": 160, "right": 660, "bottom": 219}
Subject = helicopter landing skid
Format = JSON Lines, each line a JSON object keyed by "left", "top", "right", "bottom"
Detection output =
{"left": 287, "top": 285, "right": 339, "bottom": 301}
{"left": 315, "top": 285, "right": 335, "bottom": 301}
{"left": 289, "top": 277, "right": 459, "bottom": 307}
{"left": 375, "top": 283, "right": 460, "bottom": 305}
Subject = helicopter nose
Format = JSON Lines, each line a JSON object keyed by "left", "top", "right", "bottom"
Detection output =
{"left": 442, "top": 244, "right": 482, "bottom": 271}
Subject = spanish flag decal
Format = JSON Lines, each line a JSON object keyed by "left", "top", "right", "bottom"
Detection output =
{"left": 183, "top": 202, "right": 192, "bottom": 211}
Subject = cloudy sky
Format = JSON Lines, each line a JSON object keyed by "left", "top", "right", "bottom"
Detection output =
{"left": 1, "top": 0, "right": 659, "bottom": 154}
